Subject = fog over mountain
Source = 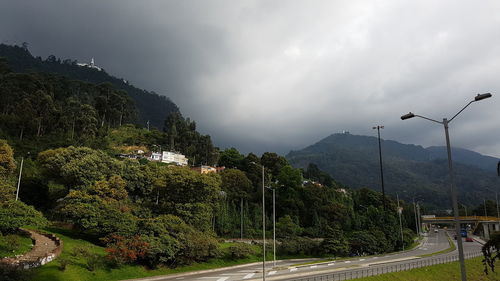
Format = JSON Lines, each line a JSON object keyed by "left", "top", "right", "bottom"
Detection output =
{"left": 1, "top": 0, "right": 499, "bottom": 156}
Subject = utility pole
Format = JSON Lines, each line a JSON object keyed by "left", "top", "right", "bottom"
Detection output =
{"left": 397, "top": 194, "right": 405, "bottom": 250}
{"left": 373, "top": 126, "right": 386, "bottom": 211}
{"left": 272, "top": 187, "right": 276, "bottom": 268}
{"left": 241, "top": 197, "right": 244, "bottom": 240}
{"left": 413, "top": 198, "right": 419, "bottom": 234}
{"left": 15, "top": 156, "right": 24, "bottom": 201}
{"left": 484, "top": 199, "right": 488, "bottom": 217}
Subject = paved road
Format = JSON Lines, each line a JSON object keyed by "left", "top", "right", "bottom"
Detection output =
{"left": 126, "top": 229, "right": 482, "bottom": 281}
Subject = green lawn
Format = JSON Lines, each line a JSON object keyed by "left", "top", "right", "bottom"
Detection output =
{"left": 30, "top": 227, "right": 274, "bottom": 281}
{"left": 356, "top": 256, "right": 500, "bottom": 281}
{"left": 0, "top": 232, "right": 33, "bottom": 258}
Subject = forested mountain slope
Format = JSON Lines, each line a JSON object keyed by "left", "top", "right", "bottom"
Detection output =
{"left": 0, "top": 44, "right": 178, "bottom": 128}
{"left": 287, "top": 133, "right": 499, "bottom": 209}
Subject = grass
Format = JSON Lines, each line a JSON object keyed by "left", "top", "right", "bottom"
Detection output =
{"left": 0, "top": 232, "right": 33, "bottom": 258}
{"left": 418, "top": 232, "right": 456, "bottom": 258}
{"left": 29, "top": 227, "right": 279, "bottom": 281}
{"left": 355, "top": 256, "right": 500, "bottom": 281}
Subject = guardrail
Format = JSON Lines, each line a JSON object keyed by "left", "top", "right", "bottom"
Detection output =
{"left": 291, "top": 251, "right": 483, "bottom": 281}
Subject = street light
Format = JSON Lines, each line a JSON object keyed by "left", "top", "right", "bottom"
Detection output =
{"left": 372, "top": 125, "right": 386, "bottom": 211}
{"left": 401, "top": 92, "right": 492, "bottom": 281}
{"left": 266, "top": 183, "right": 279, "bottom": 268}
{"left": 251, "top": 161, "right": 266, "bottom": 280}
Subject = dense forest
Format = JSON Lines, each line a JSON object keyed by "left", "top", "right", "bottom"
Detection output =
{"left": 0, "top": 51, "right": 421, "bottom": 277}
{"left": 287, "top": 133, "right": 500, "bottom": 210}
{"left": 0, "top": 43, "right": 178, "bottom": 129}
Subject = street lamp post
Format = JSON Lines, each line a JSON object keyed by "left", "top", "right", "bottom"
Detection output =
{"left": 261, "top": 165, "right": 266, "bottom": 281}
{"left": 401, "top": 92, "right": 492, "bottom": 281}
{"left": 373, "top": 125, "right": 386, "bottom": 211}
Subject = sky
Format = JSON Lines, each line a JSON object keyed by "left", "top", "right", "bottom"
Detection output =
{"left": 1, "top": 0, "right": 499, "bottom": 157}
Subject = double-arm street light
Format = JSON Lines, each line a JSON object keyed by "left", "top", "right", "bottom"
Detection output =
{"left": 401, "top": 92, "right": 492, "bottom": 281}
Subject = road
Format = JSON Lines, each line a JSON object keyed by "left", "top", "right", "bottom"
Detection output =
{"left": 125, "top": 229, "right": 482, "bottom": 281}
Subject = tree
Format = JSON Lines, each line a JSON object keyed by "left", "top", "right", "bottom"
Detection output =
{"left": 483, "top": 231, "right": 500, "bottom": 274}
{"left": 276, "top": 215, "right": 302, "bottom": 238}
{"left": 0, "top": 200, "right": 47, "bottom": 233}
{"left": 155, "top": 166, "right": 221, "bottom": 231}
{"left": 220, "top": 169, "right": 253, "bottom": 200}
{"left": 0, "top": 139, "right": 16, "bottom": 176}
{"left": 320, "top": 225, "right": 349, "bottom": 256}
{"left": 218, "top": 148, "right": 245, "bottom": 169}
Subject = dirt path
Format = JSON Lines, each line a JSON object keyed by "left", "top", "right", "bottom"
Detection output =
{"left": 1, "top": 229, "right": 61, "bottom": 268}
{"left": 17, "top": 230, "right": 58, "bottom": 263}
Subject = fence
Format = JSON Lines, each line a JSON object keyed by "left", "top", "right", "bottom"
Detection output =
{"left": 291, "top": 251, "right": 483, "bottom": 281}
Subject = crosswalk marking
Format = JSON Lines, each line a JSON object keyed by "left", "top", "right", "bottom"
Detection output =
{"left": 243, "top": 273, "right": 255, "bottom": 279}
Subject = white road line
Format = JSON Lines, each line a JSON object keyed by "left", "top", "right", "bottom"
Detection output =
{"left": 243, "top": 273, "right": 255, "bottom": 279}
{"left": 216, "top": 278, "right": 229, "bottom": 281}
{"left": 327, "top": 263, "right": 335, "bottom": 266}
{"left": 345, "top": 261, "right": 351, "bottom": 264}
{"left": 290, "top": 267, "right": 298, "bottom": 272}
{"left": 359, "top": 259, "right": 366, "bottom": 261}
{"left": 310, "top": 265, "right": 317, "bottom": 268}
{"left": 268, "top": 271, "right": 277, "bottom": 275}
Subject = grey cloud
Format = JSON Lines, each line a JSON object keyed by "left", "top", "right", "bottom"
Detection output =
{"left": 1, "top": 0, "right": 499, "bottom": 157}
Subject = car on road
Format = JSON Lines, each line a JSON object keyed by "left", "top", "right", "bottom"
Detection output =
{"left": 465, "top": 237, "right": 474, "bottom": 242}
{"left": 434, "top": 229, "right": 438, "bottom": 233}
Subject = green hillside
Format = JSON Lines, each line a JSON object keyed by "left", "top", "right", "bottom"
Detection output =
{"left": 0, "top": 44, "right": 178, "bottom": 129}
{"left": 286, "top": 133, "right": 499, "bottom": 210}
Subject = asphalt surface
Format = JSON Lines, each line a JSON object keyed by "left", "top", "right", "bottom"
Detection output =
{"left": 125, "top": 229, "right": 483, "bottom": 281}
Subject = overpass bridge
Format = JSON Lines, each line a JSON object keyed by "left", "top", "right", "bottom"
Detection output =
{"left": 421, "top": 216, "right": 500, "bottom": 240}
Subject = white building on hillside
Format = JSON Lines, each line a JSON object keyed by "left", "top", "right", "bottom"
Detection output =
{"left": 77, "top": 58, "right": 102, "bottom": 71}
{"left": 161, "top": 151, "right": 188, "bottom": 166}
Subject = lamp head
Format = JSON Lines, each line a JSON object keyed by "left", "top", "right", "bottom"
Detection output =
{"left": 474, "top": 93, "right": 492, "bottom": 101}
{"left": 401, "top": 112, "right": 415, "bottom": 120}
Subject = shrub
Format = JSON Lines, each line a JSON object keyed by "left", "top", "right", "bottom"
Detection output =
{"left": 102, "top": 234, "right": 149, "bottom": 267}
{"left": 227, "top": 243, "right": 256, "bottom": 260}
{"left": 57, "top": 257, "right": 71, "bottom": 271}
{"left": 278, "top": 237, "right": 320, "bottom": 256}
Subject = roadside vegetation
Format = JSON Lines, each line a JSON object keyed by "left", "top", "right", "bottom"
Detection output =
{"left": 356, "top": 256, "right": 500, "bottom": 281}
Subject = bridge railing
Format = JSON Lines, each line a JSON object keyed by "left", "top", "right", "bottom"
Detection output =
{"left": 291, "top": 251, "right": 483, "bottom": 281}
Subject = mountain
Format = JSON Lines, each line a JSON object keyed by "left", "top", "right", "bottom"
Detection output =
{"left": 0, "top": 44, "right": 178, "bottom": 128}
{"left": 286, "top": 133, "right": 499, "bottom": 209}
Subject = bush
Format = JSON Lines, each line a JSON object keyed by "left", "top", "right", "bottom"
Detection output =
{"left": 226, "top": 243, "right": 256, "bottom": 260}
{"left": 278, "top": 237, "right": 320, "bottom": 256}
{"left": 102, "top": 234, "right": 149, "bottom": 267}
{"left": 57, "top": 257, "right": 71, "bottom": 271}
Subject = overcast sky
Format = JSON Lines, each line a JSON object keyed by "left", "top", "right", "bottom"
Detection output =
{"left": 1, "top": 0, "right": 499, "bottom": 157}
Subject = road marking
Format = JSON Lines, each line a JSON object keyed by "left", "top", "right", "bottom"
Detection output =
{"left": 216, "top": 278, "right": 229, "bottom": 281}
{"left": 345, "top": 261, "right": 351, "bottom": 264}
{"left": 268, "top": 271, "right": 277, "bottom": 275}
{"left": 327, "top": 263, "right": 335, "bottom": 266}
{"left": 310, "top": 265, "right": 317, "bottom": 268}
{"left": 290, "top": 267, "right": 298, "bottom": 272}
{"left": 238, "top": 270, "right": 258, "bottom": 273}
{"left": 243, "top": 273, "right": 255, "bottom": 279}
{"left": 359, "top": 259, "right": 366, "bottom": 261}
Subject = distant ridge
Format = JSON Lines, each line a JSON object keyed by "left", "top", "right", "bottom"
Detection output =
{"left": 0, "top": 43, "right": 179, "bottom": 129}
{"left": 286, "top": 133, "right": 499, "bottom": 208}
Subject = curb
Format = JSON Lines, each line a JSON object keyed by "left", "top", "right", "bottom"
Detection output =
{"left": 121, "top": 258, "right": 320, "bottom": 281}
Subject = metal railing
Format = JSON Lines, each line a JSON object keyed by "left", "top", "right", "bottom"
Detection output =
{"left": 291, "top": 251, "right": 483, "bottom": 281}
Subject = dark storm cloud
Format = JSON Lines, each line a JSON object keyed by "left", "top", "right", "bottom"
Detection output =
{"left": 1, "top": 0, "right": 499, "bottom": 157}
